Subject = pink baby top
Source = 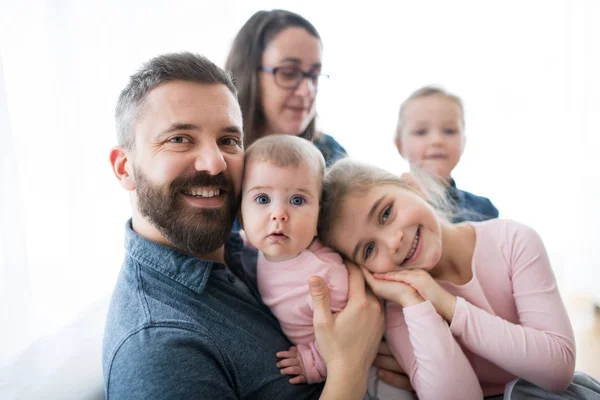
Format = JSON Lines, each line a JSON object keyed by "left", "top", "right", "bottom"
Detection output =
{"left": 386, "top": 219, "right": 576, "bottom": 399}
{"left": 257, "top": 239, "right": 348, "bottom": 384}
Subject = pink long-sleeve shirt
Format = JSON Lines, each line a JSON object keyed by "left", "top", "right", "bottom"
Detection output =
{"left": 387, "top": 219, "right": 576, "bottom": 399}
{"left": 257, "top": 239, "right": 348, "bottom": 384}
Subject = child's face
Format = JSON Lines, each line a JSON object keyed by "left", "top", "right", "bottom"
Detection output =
{"left": 396, "top": 95, "right": 466, "bottom": 179}
{"left": 241, "top": 160, "right": 320, "bottom": 261}
{"left": 329, "top": 183, "right": 442, "bottom": 274}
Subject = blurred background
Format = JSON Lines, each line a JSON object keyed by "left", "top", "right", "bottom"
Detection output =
{"left": 1, "top": 0, "right": 599, "bottom": 395}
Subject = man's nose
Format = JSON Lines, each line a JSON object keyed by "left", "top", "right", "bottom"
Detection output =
{"left": 194, "top": 143, "right": 227, "bottom": 175}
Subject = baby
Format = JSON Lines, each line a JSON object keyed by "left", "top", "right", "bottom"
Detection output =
{"left": 240, "top": 134, "right": 348, "bottom": 384}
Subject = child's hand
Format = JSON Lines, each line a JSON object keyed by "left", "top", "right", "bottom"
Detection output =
{"left": 373, "top": 269, "right": 456, "bottom": 322}
{"left": 276, "top": 346, "right": 307, "bottom": 384}
{"left": 361, "top": 267, "right": 424, "bottom": 307}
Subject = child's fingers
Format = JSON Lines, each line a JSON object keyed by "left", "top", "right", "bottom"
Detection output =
{"left": 374, "top": 270, "right": 423, "bottom": 284}
{"left": 280, "top": 365, "right": 304, "bottom": 376}
{"left": 276, "top": 347, "right": 298, "bottom": 359}
{"left": 276, "top": 357, "right": 300, "bottom": 368}
{"left": 360, "top": 266, "right": 377, "bottom": 285}
{"left": 288, "top": 375, "right": 307, "bottom": 384}
{"left": 276, "top": 351, "right": 294, "bottom": 359}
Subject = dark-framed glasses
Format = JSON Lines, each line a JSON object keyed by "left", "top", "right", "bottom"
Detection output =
{"left": 259, "top": 65, "right": 329, "bottom": 90}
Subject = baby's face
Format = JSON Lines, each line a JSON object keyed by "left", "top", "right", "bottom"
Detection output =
{"left": 241, "top": 160, "right": 320, "bottom": 261}
{"left": 397, "top": 95, "right": 465, "bottom": 179}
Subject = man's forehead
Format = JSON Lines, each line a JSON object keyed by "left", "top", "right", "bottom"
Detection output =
{"left": 139, "top": 82, "right": 242, "bottom": 129}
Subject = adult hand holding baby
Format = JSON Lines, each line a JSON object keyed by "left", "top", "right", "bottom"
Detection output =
{"left": 309, "top": 262, "right": 384, "bottom": 399}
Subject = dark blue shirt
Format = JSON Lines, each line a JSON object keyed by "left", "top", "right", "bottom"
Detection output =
{"left": 102, "top": 221, "right": 323, "bottom": 399}
{"left": 312, "top": 132, "right": 347, "bottom": 168}
{"left": 447, "top": 179, "right": 499, "bottom": 223}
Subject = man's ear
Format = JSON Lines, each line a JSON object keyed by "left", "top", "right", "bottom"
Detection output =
{"left": 110, "top": 146, "right": 135, "bottom": 191}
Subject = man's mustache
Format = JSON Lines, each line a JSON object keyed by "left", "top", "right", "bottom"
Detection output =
{"left": 170, "top": 172, "right": 231, "bottom": 193}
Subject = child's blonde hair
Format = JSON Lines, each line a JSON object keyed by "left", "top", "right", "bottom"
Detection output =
{"left": 318, "top": 158, "right": 452, "bottom": 248}
{"left": 244, "top": 135, "right": 327, "bottom": 190}
{"left": 395, "top": 85, "right": 465, "bottom": 140}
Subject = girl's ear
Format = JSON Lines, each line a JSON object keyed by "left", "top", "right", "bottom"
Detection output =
{"left": 400, "top": 172, "right": 429, "bottom": 200}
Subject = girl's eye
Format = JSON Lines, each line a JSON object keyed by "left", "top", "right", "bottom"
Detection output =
{"left": 289, "top": 196, "right": 306, "bottom": 206}
{"left": 444, "top": 129, "right": 457, "bottom": 135}
{"left": 255, "top": 195, "right": 270, "bottom": 205}
{"left": 381, "top": 206, "right": 391, "bottom": 223}
{"left": 414, "top": 129, "right": 427, "bottom": 136}
{"left": 168, "top": 136, "right": 190, "bottom": 144}
{"left": 364, "top": 243, "right": 375, "bottom": 260}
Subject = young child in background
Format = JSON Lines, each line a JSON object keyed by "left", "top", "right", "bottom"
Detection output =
{"left": 317, "top": 158, "right": 594, "bottom": 399}
{"left": 240, "top": 135, "right": 412, "bottom": 399}
{"left": 395, "top": 86, "right": 499, "bottom": 222}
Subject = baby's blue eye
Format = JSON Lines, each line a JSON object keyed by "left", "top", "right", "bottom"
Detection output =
{"left": 255, "top": 195, "right": 270, "bottom": 204}
{"left": 290, "top": 196, "right": 305, "bottom": 206}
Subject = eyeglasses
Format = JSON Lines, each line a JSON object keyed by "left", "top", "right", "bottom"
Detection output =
{"left": 259, "top": 65, "right": 329, "bottom": 90}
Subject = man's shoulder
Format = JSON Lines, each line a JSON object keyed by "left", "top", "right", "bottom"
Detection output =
{"left": 103, "top": 322, "right": 229, "bottom": 399}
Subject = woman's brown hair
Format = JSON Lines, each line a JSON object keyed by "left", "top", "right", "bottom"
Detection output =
{"left": 225, "top": 9, "right": 322, "bottom": 148}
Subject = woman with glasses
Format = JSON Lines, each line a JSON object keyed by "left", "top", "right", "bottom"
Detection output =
{"left": 225, "top": 9, "right": 347, "bottom": 167}
{"left": 226, "top": 10, "right": 414, "bottom": 399}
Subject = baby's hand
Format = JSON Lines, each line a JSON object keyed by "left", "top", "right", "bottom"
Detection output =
{"left": 276, "top": 346, "right": 307, "bottom": 384}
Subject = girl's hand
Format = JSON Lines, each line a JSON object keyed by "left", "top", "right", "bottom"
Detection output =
{"left": 361, "top": 267, "right": 424, "bottom": 307}
{"left": 276, "top": 346, "right": 307, "bottom": 384}
{"left": 373, "top": 269, "right": 457, "bottom": 322}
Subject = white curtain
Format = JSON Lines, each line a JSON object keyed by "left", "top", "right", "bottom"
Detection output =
{"left": 1, "top": 0, "right": 599, "bottom": 369}
{"left": 0, "top": 54, "right": 32, "bottom": 363}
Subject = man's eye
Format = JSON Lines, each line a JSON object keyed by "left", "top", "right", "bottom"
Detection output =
{"left": 381, "top": 206, "right": 391, "bottom": 223}
{"left": 254, "top": 195, "right": 270, "bottom": 205}
{"left": 168, "top": 136, "right": 190, "bottom": 144}
{"left": 364, "top": 243, "right": 374, "bottom": 260}
{"left": 289, "top": 196, "right": 305, "bottom": 206}
{"left": 221, "top": 137, "right": 241, "bottom": 146}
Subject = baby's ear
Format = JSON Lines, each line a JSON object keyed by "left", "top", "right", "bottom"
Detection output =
{"left": 400, "top": 172, "right": 429, "bottom": 200}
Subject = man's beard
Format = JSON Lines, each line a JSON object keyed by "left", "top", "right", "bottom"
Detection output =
{"left": 134, "top": 166, "right": 239, "bottom": 255}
